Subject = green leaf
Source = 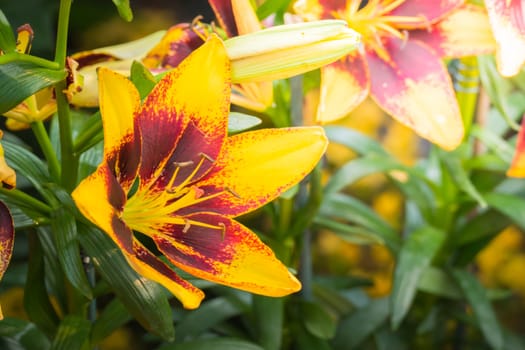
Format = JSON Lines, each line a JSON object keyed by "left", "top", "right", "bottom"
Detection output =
{"left": 78, "top": 224, "right": 175, "bottom": 341}
{"left": 176, "top": 296, "right": 245, "bottom": 340}
{"left": 159, "top": 338, "right": 265, "bottom": 350}
{"left": 390, "top": 226, "right": 446, "bottom": 329}
{"left": 314, "top": 217, "right": 386, "bottom": 245}
{"left": 324, "top": 125, "right": 389, "bottom": 157}
{"left": 253, "top": 296, "right": 283, "bottom": 350}
{"left": 318, "top": 193, "right": 400, "bottom": 252}
{"left": 0, "top": 61, "right": 66, "bottom": 114}
{"left": 324, "top": 155, "right": 402, "bottom": 194}
{"left": 0, "top": 317, "right": 51, "bottom": 350}
{"left": 450, "top": 269, "right": 504, "bottom": 350}
{"left": 228, "top": 112, "right": 262, "bottom": 134}
{"left": 24, "top": 233, "right": 60, "bottom": 338}
{"left": 91, "top": 299, "right": 131, "bottom": 344}
{"left": 452, "top": 209, "right": 509, "bottom": 248}
{"left": 130, "top": 60, "right": 156, "bottom": 99}
{"left": 484, "top": 192, "right": 525, "bottom": 230}
{"left": 293, "top": 325, "right": 332, "bottom": 350}
{"left": 256, "top": 0, "right": 291, "bottom": 20}
{"left": 478, "top": 55, "right": 520, "bottom": 130}
{"left": 0, "top": 10, "right": 16, "bottom": 53}
{"left": 417, "top": 266, "right": 462, "bottom": 299}
{"left": 333, "top": 298, "right": 389, "bottom": 349}
{"left": 438, "top": 149, "right": 486, "bottom": 207}
{"left": 299, "top": 300, "right": 336, "bottom": 339}
{"left": 50, "top": 315, "right": 91, "bottom": 350}
{"left": 470, "top": 125, "right": 514, "bottom": 163}
{"left": 51, "top": 208, "right": 92, "bottom": 298}
{"left": 111, "top": 0, "right": 133, "bottom": 21}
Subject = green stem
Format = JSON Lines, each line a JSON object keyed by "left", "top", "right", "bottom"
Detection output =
{"left": 0, "top": 188, "right": 52, "bottom": 214}
{"left": 54, "top": 0, "right": 72, "bottom": 69}
{"left": 0, "top": 52, "right": 60, "bottom": 69}
{"left": 54, "top": 0, "right": 77, "bottom": 191}
{"left": 276, "top": 197, "right": 293, "bottom": 240}
{"left": 31, "top": 121, "right": 61, "bottom": 181}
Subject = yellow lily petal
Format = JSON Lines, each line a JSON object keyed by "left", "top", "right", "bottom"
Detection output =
{"left": 154, "top": 213, "right": 301, "bottom": 297}
{"left": 195, "top": 126, "right": 328, "bottom": 217}
{"left": 98, "top": 67, "right": 140, "bottom": 157}
{"left": 317, "top": 51, "right": 370, "bottom": 123}
{"left": 0, "top": 134, "right": 15, "bottom": 189}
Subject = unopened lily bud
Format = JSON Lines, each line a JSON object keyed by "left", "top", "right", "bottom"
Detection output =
{"left": 224, "top": 19, "right": 361, "bottom": 83}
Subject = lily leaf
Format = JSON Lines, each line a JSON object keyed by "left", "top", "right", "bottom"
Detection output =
{"left": 390, "top": 226, "right": 445, "bottom": 329}
{"left": 78, "top": 224, "right": 175, "bottom": 341}
{"left": 0, "top": 10, "right": 16, "bottom": 53}
{"left": 111, "top": 0, "right": 133, "bottom": 22}
{"left": 450, "top": 269, "right": 504, "bottom": 350}
{"left": 50, "top": 315, "right": 91, "bottom": 350}
{"left": 0, "top": 61, "right": 66, "bottom": 114}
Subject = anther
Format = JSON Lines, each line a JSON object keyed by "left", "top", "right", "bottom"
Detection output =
{"left": 199, "top": 152, "right": 215, "bottom": 163}
{"left": 173, "top": 160, "right": 194, "bottom": 168}
{"left": 182, "top": 219, "right": 191, "bottom": 233}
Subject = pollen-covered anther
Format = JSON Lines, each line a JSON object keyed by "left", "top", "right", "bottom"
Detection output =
{"left": 182, "top": 219, "right": 192, "bottom": 233}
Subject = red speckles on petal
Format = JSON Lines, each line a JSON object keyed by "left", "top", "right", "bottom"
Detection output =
{"left": 367, "top": 38, "right": 463, "bottom": 149}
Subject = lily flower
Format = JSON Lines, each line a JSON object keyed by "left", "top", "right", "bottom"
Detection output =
{"left": 484, "top": 0, "right": 525, "bottom": 77}
{"left": 2, "top": 24, "right": 57, "bottom": 129}
{"left": 71, "top": 35, "right": 328, "bottom": 309}
{"left": 293, "top": 0, "right": 496, "bottom": 150}
{"left": 2, "top": 87, "right": 57, "bottom": 130}
{"left": 507, "top": 115, "right": 525, "bottom": 177}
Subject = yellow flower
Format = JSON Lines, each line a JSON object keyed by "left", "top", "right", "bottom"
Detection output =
{"left": 2, "top": 87, "right": 57, "bottom": 130}
{"left": 72, "top": 35, "right": 328, "bottom": 309}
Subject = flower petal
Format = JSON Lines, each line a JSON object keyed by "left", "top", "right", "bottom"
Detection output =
{"left": 0, "top": 201, "right": 14, "bottom": 320}
{"left": 128, "top": 240, "right": 205, "bottom": 309}
{"left": 98, "top": 68, "right": 141, "bottom": 189}
{"left": 508, "top": 115, "right": 525, "bottom": 177}
{"left": 232, "top": 0, "right": 262, "bottom": 35}
{"left": 367, "top": 38, "right": 463, "bottom": 150}
{"left": 142, "top": 24, "right": 205, "bottom": 70}
{"left": 316, "top": 51, "right": 370, "bottom": 123}
{"left": 293, "top": 0, "right": 347, "bottom": 20}
{"left": 183, "top": 126, "right": 328, "bottom": 217}
{"left": 209, "top": 0, "right": 238, "bottom": 36}
{"left": 153, "top": 212, "right": 301, "bottom": 296}
{"left": 410, "top": 4, "right": 496, "bottom": 58}
{"left": 0, "top": 139, "right": 15, "bottom": 189}
{"left": 137, "top": 34, "right": 231, "bottom": 190}
{"left": 388, "top": 0, "right": 464, "bottom": 28}
{"left": 72, "top": 163, "right": 133, "bottom": 253}
{"left": 485, "top": 0, "right": 525, "bottom": 76}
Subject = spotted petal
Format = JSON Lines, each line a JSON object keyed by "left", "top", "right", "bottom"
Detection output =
{"left": 367, "top": 38, "right": 463, "bottom": 150}
{"left": 136, "top": 35, "right": 231, "bottom": 190}
{"left": 316, "top": 51, "right": 370, "bottom": 123}
{"left": 508, "top": 115, "right": 525, "bottom": 177}
{"left": 485, "top": 0, "right": 525, "bottom": 76}
{"left": 0, "top": 201, "right": 14, "bottom": 319}
{"left": 153, "top": 212, "right": 301, "bottom": 296}
{"left": 209, "top": 0, "right": 238, "bottom": 36}
{"left": 388, "top": 0, "right": 464, "bottom": 28}
{"left": 182, "top": 126, "right": 328, "bottom": 217}
{"left": 142, "top": 24, "right": 204, "bottom": 70}
{"left": 410, "top": 5, "right": 496, "bottom": 58}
